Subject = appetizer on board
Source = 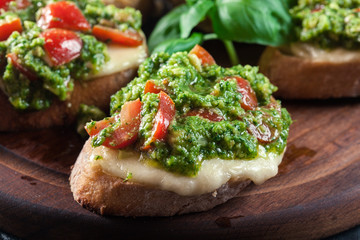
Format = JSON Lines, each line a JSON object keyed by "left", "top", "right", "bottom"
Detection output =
{"left": 0, "top": 0, "right": 147, "bottom": 131}
{"left": 70, "top": 45, "right": 292, "bottom": 217}
{"left": 259, "top": 0, "right": 360, "bottom": 99}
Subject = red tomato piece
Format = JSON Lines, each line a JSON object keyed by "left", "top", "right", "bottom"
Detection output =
{"left": 86, "top": 117, "right": 114, "bottom": 136}
{"left": 0, "top": 18, "right": 23, "bottom": 41}
{"left": 0, "top": 0, "right": 13, "bottom": 10}
{"left": 189, "top": 44, "right": 216, "bottom": 65}
{"left": 144, "top": 80, "right": 163, "bottom": 94}
{"left": 7, "top": 53, "right": 37, "bottom": 81}
{"left": 187, "top": 109, "right": 224, "bottom": 122}
{"left": 92, "top": 25, "right": 143, "bottom": 47}
{"left": 119, "top": 98, "right": 142, "bottom": 125}
{"left": 86, "top": 99, "right": 142, "bottom": 149}
{"left": 143, "top": 91, "right": 176, "bottom": 150}
{"left": 224, "top": 76, "right": 258, "bottom": 111}
{"left": 41, "top": 29, "right": 82, "bottom": 66}
{"left": 103, "top": 99, "right": 142, "bottom": 149}
{"left": 37, "top": 1, "right": 90, "bottom": 31}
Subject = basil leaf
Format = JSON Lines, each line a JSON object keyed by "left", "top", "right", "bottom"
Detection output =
{"left": 148, "top": 5, "right": 189, "bottom": 53}
{"left": 152, "top": 32, "right": 203, "bottom": 54}
{"left": 185, "top": 0, "right": 198, "bottom": 5}
{"left": 285, "top": 0, "right": 299, "bottom": 8}
{"left": 180, "top": 0, "right": 215, "bottom": 38}
{"left": 209, "top": 0, "right": 294, "bottom": 46}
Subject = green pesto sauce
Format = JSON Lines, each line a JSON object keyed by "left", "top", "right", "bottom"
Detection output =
{"left": 291, "top": 0, "right": 360, "bottom": 49}
{"left": 139, "top": 93, "right": 160, "bottom": 146}
{"left": 104, "top": 51, "right": 292, "bottom": 176}
{"left": 2, "top": 21, "right": 108, "bottom": 110}
{"left": 4, "top": 0, "right": 47, "bottom": 22}
{"left": 3, "top": 0, "right": 142, "bottom": 31}
{"left": 83, "top": 4, "right": 142, "bottom": 31}
{"left": 0, "top": 0, "right": 142, "bottom": 111}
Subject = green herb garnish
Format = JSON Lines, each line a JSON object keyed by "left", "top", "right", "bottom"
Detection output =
{"left": 123, "top": 172, "right": 133, "bottom": 182}
{"left": 148, "top": 0, "right": 297, "bottom": 65}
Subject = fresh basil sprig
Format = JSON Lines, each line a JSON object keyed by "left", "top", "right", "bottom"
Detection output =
{"left": 180, "top": 0, "right": 215, "bottom": 39}
{"left": 148, "top": 0, "right": 297, "bottom": 65}
{"left": 148, "top": 5, "right": 188, "bottom": 53}
{"left": 152, "top": 32, "right": 204, "bottom": 54}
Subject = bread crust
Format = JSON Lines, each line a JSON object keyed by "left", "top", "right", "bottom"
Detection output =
{"left": 258, "top": 47, "right": 360, "bottom": 99}
{"left": 0, "top": 68, "right": 137, "bottom": 131}
{"left": 70, "top": 140, "right": 251, "bottom": 217}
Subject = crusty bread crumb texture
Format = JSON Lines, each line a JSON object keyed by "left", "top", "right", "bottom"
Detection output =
{"left": 70, "top": 140, "right": 251, "bottom": 217}
{"left": 259, "top": 47, "right": 360, "bottom": 99}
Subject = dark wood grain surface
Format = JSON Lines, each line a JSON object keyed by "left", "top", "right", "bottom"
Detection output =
{"left": 0, "top": 97, "right": 359, "bottom": 240}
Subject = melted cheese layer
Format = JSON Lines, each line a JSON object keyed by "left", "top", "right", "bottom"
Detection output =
{"left": 289, "top": 43, "right": 360, "bottom": 63}
{"left": 91, "top": 146, "right": 284, "bottom": 196}
{"left": 88, "top": 41, "right": 148, "bottom": 79}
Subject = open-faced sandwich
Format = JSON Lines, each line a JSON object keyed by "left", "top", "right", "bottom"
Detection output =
{"left": 259, "top": 0, "right": 360, "bottom": 99}
{"left": 70, "top": 45, "right": 292, "bottom": 217}
{"left": 0, "top": 0, "right": 147, "bottom": 131}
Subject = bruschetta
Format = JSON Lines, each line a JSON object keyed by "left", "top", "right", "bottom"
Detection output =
{"left": 259, "top": 0, "right": 360, "bottom": 99}
{"left": 70, "top": 45, "right": 292, "bottom": 216}
{"left": 0, "top": 0, "right": 147, "bottom": 131}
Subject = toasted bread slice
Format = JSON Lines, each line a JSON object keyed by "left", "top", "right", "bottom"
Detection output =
{"left": 259, "top": 46, "right": 360, "bottom": 99}
{"left": 69, "top": 45, "right": 289, "bottom": 217}
{"left": 0, "top": 35, "right": 148, "bottom": 132}
{"left": 70, "top": 140, "right": 252, "bottom": 217}
{"left": 0, "top": 67, "right": 138, "bottom": 131}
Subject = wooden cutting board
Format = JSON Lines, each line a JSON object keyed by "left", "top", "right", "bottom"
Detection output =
{"left": 0, "top": 98, "right": 359, "bottom": 240}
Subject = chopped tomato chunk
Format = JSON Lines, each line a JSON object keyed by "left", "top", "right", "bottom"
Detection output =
{"left": 41, "top": 29, "right": 82, "bottom": 66}
{"left": 105, "top": 99, "right": 142, "bottom": 149}
{"left": 7, "top": 53, "right": 37, "bottom": 81}
{"left": 143, "top": 91, "right": 175, "bottom": 150}
{"left": 189, "top": 44, "right": 216, "bottom": 65}
{"left": 187, "top": 109, "right": 224, "bottom": 122}
{"left": 119, "top": 98, "right": 142, "bottom": 126}
{"left": 144, "top": 80, "right": 163, "bottom": 94}
{"left": 92, "top": 25, "right": 143, "bottom": 46}
{"left": 0, "top": 0, "right": 13, "bottom": 10}
{"left": 86, "top": 99, "right": 142, "bottom": 149}
{"left": 86, "top": 117, "right": 114, "bottom": 136}
{"left": 37, "top": 1, "right": 91, "bottom": 31}
{"left": 224, "top": 76, "right": 258, "bottom": 111}
{"left": 0, "top": 18, "right": 22, "bottom": 41}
